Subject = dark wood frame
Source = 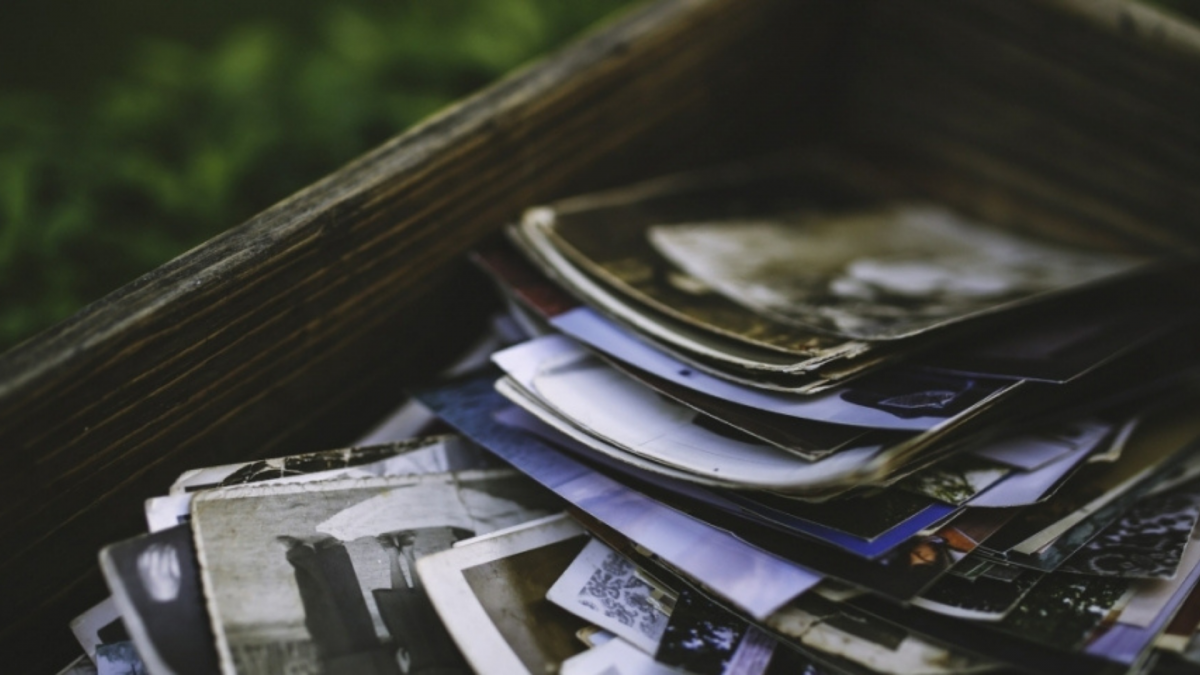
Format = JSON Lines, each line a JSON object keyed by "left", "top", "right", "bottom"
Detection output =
{"left": 1, "top": 0, "right": 1197, "bottom": 670}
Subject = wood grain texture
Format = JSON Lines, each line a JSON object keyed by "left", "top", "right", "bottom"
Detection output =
{"left": 0, "top": 0, "right": 848, "bottom": 670}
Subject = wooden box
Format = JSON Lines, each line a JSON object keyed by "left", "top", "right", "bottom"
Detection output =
{"left": 2, "top": 0, "right": 1198, "bottom": 670}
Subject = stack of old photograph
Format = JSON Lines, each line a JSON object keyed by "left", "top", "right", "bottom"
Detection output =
{"left": 69, "top": 158, "right": 1200, "bottom": 675}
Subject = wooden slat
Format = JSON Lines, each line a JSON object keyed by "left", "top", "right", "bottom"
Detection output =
{"left": 0, "top": 0, "right": 852, "bottom": 670}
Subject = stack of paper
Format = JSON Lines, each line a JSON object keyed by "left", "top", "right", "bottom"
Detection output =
{"left": 66, "top": 162, "right": 1200, "bottom": 675}
{"left": 414, "top": 165, "right": 1200, "bottom": 674}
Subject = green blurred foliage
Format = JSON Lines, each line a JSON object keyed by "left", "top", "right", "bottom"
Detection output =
{"left": 0, "top": 0, "right": 631, "bottom": 351}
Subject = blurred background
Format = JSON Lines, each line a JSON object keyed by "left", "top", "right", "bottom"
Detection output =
{"left": 0, "top": 0, "right": 632, "bottom": 352}
{"left": 0, "top": 0, "right": 1191, "bottom": 353}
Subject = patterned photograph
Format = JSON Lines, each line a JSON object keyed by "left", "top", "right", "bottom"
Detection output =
{"left": 546, "top": 538, "right": 670, "bottom": 652}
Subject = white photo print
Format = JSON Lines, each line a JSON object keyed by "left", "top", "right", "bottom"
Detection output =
{"left": 548, "top": 538, "right": 669, "bottom": 653}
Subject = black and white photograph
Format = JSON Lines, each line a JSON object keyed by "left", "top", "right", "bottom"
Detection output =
{"left": 416, "top": 514, "right": 592, "bottom": 675}
{"left": 766, "top": 593, "right": 993, "bottom": 675}
{"left": 148, "top": 437, "right": 494, "bottom": 534}
{"left": 653, "top": 588, "right": 752, "bottom": 675}
{"left": 1057, "top": 478, "right": 1200, "bottom": 579}
{"left": 982, "top": 404, "right": 1200, "bottom": 558}
{"left": 94, "top": 642, "right": 147, "bottom": 675}
{"left": 1087, "top": 532, "right": 1200, "bottom": 665}
{"left": 642, "top": 205, "right": 1144, "bottom": 340}
{"left": 168, "top": 436, "right": 487, "bottom": 494}
{"left": 99, "top": 524, "right": 218, "bottom": 675}
{"left": 523, "top": 204, "right": 848, "bottom": 357}
{"left": 547, "top": 538, "right": 671, "bottom": 653}
{"left": 898, "top": 455, "right": 1011, "bottom": 506}
{"left": 190, "top": 469, "right": 561, "bottom": 674}
{"left": 913, "top": 568, "right": 1044, "bottom": 621}
{"left": 1107, "top": 530, "right": 1200, "bottom": 629}
{"left": 996, "top": 573, "right": 1130, "bottom": 651}
{"left": 514, "top": 217, "right": 863, "bottom": 387}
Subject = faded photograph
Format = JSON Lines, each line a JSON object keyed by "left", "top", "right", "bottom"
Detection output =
{"left": 191, "top": 470, "right": 559, "bottom": 675}
{"left": 417, "top": 515, "right": 593, "bottom": 675}
{"left": 99, "top": 525, "right": 219, "bottom": 675}
{"left": 169, "top": 436, "right": 488, "bottom": 494}
{"left": 647, "top": 205, "right": 1143, "bottom": 340}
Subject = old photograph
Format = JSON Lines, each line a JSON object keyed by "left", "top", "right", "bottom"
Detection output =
{"left": 900, "top": 455, "right": 1012, "bottom": 506}
{"left": 169, "top": 436, "right": 487, "bottom": 494}
{"left": 191, "top": 469, "right": 561, "bottom": 675}
{"left": 523, "top": 209, "right": 847, "bottom": 356}
{"left": 644, "top": 205, "right": 1143, "bottom": 340}
{"left": 1057, "top": 478, "right": 1200, "bottom": 578}
{"left": 99, "top": 524, "right": 219, "bottom": 675}
{"left": 546, "top": 538, "right": 670, "bottom": 653}
{"left": 766, "top": 593, "right": 993, "bottom": 675}
{"left": 416, "top": 514, "right": 591, "bottom": 675}
{"left": 913, "top": 568, "right": 1043, "bottom": 621}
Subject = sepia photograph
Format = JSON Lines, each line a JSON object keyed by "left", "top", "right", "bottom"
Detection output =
{"left": 522, "top": 211, "right": 848, "bottom": 357}
{"left": 644, "top": 205, "right": 1144, "bottom": 340}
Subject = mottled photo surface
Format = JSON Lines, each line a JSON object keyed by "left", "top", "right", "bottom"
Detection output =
{"left": 646, "top": 206, "right": 1142, "bottom": 340}
{"left": 191, "top": 470, "right": 558, "bottom": 675}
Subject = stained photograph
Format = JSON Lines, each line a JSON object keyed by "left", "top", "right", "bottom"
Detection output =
{"left": 646, "top": 205, "right": 1143, "bottom": 340}
{"left": 190, "top": 470, "right": 560, "bottom": 675}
